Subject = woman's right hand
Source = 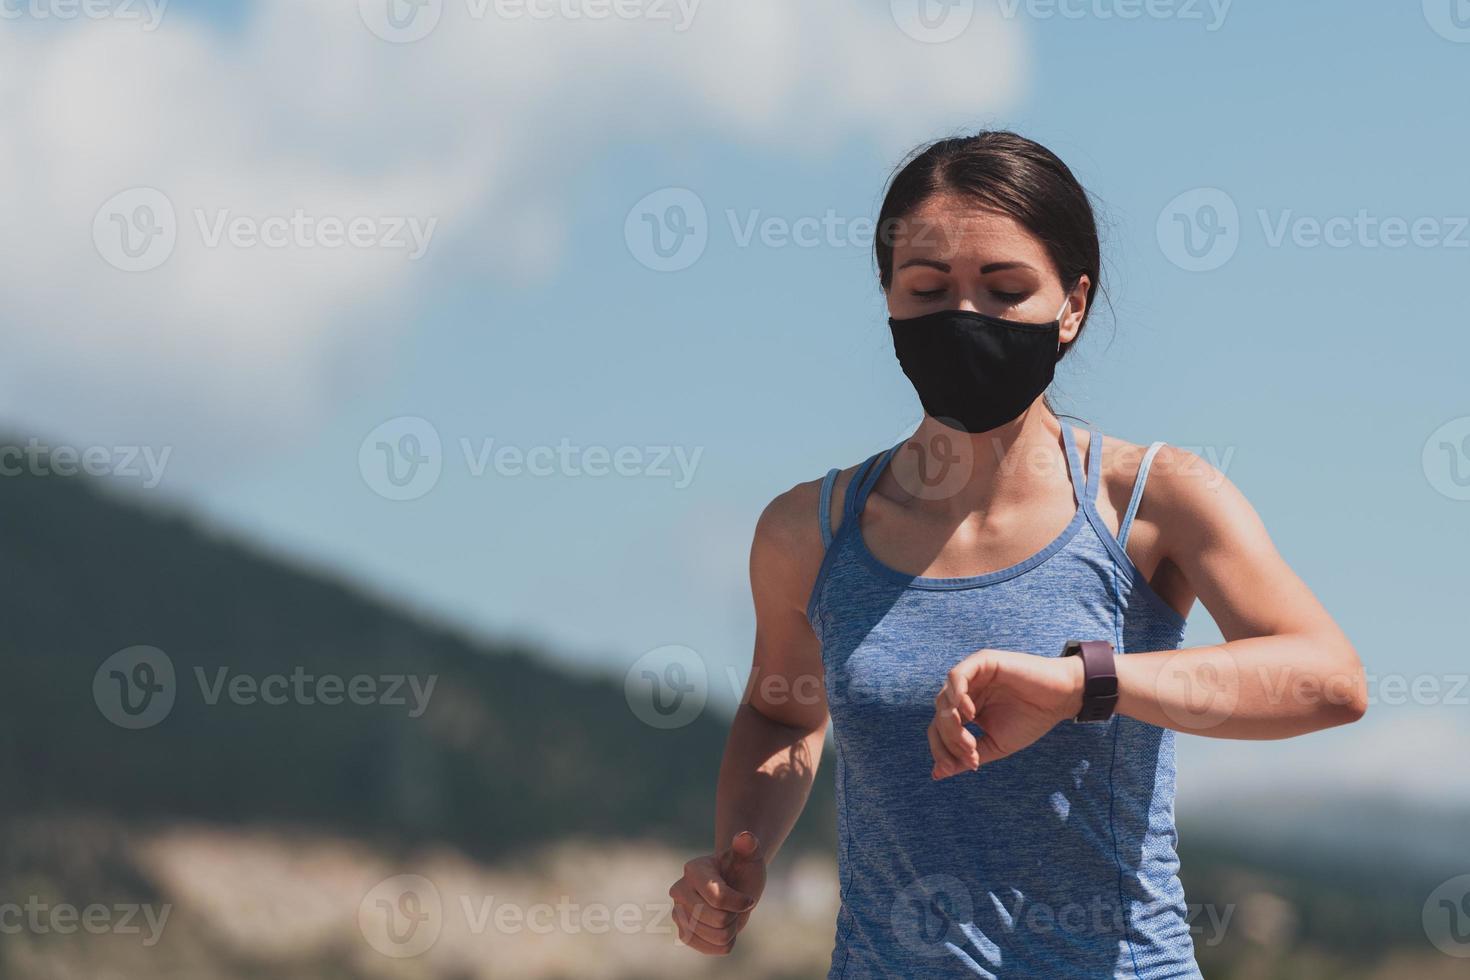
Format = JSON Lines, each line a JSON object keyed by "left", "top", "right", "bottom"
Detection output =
{"left": 669, "top": 830, "right": 766, "bottom": 955}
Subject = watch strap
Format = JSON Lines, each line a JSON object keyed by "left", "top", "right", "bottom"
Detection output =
{"left": 1063, "top": 639, "right": 1118, "bottom": 723}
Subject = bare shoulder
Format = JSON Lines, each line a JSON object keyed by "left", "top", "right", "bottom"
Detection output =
{"left": 1092, "top": 431, "right": 1250, "bottom": 548}
{"left": 753, "top": 478, "right": 825, "bottom": 563}
{"left": 750, "top": 459, "right": 865, "bottom": 603}
{"left": 754, "top": 459, "right": 867, "bottom": 548}
{"left": 1085, "top": 431, "right": 1151, "bottom": 523}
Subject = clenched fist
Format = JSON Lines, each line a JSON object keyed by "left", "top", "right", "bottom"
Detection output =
{"left": 668, "top": 831, "right": 766, "bottom": 955}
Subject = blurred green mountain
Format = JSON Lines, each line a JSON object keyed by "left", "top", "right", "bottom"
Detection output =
{"left": 0, "top": 456, "right": 835, "bottom": 859}
{"left": 0, "top": 453, "right": 1463, "bottom": 978}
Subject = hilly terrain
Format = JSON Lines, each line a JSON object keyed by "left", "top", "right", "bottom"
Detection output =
{"left": 0, "top": 450, "right": 1461, "bottom": 978}
{"left": 0, "top": 452, "right": 837, "bottom": 858}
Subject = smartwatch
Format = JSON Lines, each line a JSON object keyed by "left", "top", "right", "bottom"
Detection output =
{"left": 1062, "top": 640, "right": 1118, "bottom": 723}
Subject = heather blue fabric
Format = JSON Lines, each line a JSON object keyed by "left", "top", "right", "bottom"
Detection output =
{"left": 806, "top": 421, "right": 1199, "bottom": 979}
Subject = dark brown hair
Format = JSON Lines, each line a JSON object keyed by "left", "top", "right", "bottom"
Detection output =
{"left": 874, "top": 130, "right": 1102, "bottom": 365}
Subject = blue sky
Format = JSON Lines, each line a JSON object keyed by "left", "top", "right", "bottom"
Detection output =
{"left": 4, "top": 0, "right": 1468, "bottom": 807}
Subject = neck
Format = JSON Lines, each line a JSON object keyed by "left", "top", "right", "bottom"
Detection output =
{"left": 889, "top": 404, "right": 1072, "bottom": 516}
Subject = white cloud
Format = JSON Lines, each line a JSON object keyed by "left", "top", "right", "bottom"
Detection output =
{"left": 0, "top": 0, "right": 1027, "bottom": 470}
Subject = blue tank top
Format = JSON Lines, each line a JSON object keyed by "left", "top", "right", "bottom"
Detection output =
{"left": 806, "top": 421, "right": 1199, "bottom": 979}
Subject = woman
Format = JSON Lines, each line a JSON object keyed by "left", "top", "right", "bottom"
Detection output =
{"left": 667, "top": 131, "right": 1366, "bottom": 978}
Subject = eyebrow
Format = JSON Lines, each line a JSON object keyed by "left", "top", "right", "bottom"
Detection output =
{"left": 895, "top": 258, "right": 1038, "bottom": 274}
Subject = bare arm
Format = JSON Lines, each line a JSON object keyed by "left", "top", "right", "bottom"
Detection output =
{"left": 929, "top": 446, "right": 1366, "bottom": 776}
{"left": 671, "top": 479, "right": 832, "bottom": 954}
{"left": 713, "top": 484, "right": 831, "bottom": 857}
{"left": 1112, "top": 444, "right": 1366, "bottom": 737}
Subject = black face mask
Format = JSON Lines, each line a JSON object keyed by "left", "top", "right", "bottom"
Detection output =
{"left": 887, "top": 298, "right": 1069, "bottom": 434}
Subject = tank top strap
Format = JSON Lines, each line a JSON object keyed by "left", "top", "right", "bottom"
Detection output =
{"left": 1118, "top": 440, "right": 1166, "bottom": 550}
{"left": 1084, "top": 423, "right": 1103, "bottom": 503}
{"left": 1059, "top": 421, "right": 1089, "bottom": 507}
{"left": 817, "top": 467, "right": 840, "bottom": 549}
{"left": 844, "top": 443, "right": 898, "bottom": 522}
{"left": 841, "top": 453, "right": 876, "bottom": 522}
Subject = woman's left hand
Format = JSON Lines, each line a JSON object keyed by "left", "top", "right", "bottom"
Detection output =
{"left": 928, "top": 649, "right": 1084, "bottom": 779}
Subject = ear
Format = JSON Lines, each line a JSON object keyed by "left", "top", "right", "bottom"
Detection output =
{"left": 1059, "top": 275, "right": 1091, "bottom": 344}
